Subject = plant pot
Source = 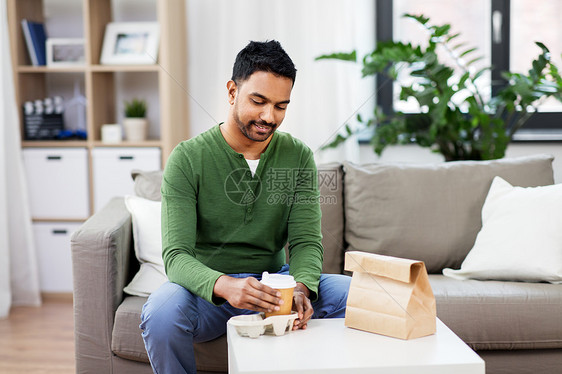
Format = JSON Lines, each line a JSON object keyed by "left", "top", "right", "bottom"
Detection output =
{"left": 123, "top": 117, "right": 148, "bottom": 141}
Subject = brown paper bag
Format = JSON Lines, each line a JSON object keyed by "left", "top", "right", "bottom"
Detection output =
{"left": 344, "top": 251, "right": 436, "bottom": 339}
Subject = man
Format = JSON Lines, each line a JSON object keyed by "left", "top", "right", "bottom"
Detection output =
{"left": 140, "top": 40, "right": 350, "bottom": 374}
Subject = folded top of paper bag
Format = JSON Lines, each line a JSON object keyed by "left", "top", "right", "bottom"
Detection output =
{"left": 344, "top": 251, "right": 424, "bottom": 283}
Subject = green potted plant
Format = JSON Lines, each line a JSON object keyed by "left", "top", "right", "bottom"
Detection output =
{"left": 123, "top": 98, "right": 148, "bottom": 142}
{"left": 317, "top": 14, "right": 562, "bottom": 161}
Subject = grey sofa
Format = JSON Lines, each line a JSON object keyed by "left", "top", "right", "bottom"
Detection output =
{"left": 71, "top": 154, "right": 562, "bottom": 374}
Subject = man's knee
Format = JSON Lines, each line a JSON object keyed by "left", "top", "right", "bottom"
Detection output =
{"left": 330, "top": 274, "right": 351, "bottom": 304}
{"left": 315, "top": 274, "right": 352, "bottom": 318}
{"left": 140, "top": 282, "right": 197, "bottom": 340}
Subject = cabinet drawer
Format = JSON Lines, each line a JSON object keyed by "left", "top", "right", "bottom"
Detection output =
{"left": 33, "top": 222, "right": 82, "bottom": 293}
{"left": 92, "top": 147, "right": 161, "bottom": 212}
{"left": 23, "top": 148, "right": 90, "bottom": 219}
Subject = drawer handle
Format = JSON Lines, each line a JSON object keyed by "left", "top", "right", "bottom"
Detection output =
{"left": 119, "top": 156, "right": 134, "bottom": 160}
{"left": 52, "top": 229, "right": 68, "bottom": 235}
{"left": 47, "top": 156, "right": 62, "bottom": 160}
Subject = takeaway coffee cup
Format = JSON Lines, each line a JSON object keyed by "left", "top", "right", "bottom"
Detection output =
{"left": 260, "top": 272, "right": 296, "bottom": 317}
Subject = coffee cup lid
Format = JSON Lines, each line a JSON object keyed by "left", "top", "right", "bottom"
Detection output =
{"left": 260, "top": 272, "right": 296, "bottom": 289}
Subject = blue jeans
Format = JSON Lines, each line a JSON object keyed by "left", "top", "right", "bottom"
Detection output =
{"left": 140, "top": 264, "right": 351, "bottom": 374}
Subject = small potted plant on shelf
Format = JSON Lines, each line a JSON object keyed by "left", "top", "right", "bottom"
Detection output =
{"left": 316, "top": 14, "right": 562, "bottom": 161}
{"left": 123, "top": 98, "right": 148, "bottom": 142}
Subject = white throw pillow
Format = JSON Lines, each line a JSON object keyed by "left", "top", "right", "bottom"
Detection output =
{"left": 443, "top": 176, "right": 562, "bottom": 283}
{"left": 123, "top": 195, "right": 168, "bottom": 296}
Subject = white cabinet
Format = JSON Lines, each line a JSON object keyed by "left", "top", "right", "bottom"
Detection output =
{"left": 92, "top": 147, "right": 161, "bottom": 212}
{"left": 33, "top": 222, "right": 81, "bottom": 292}
{"left": 23, "top": 148, "right": 90, "bottom": 219}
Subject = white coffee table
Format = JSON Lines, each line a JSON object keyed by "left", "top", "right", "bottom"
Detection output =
{"left": 227, "top": 318, "right": 484, "bottom": 374}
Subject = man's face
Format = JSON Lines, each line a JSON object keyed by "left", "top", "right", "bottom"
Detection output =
{"left": 229, "top": 71, "right": 293, "bottom": 142}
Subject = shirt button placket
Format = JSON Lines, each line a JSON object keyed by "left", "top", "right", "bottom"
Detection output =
{"left": 244, "top": 204, "right": 253, "bottom": 223}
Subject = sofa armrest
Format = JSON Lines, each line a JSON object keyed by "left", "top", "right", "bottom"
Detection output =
{"left": 71, "top": 197, "right": 133, "bottom": 373}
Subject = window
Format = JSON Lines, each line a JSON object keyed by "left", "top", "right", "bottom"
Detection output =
{"left": 510, "top": 0, "right": 562, "bottom": 113}
{"left": 368, "top": 0, "right": 562, "bottom": 142}
{"left": 393, "top": 0, "right": 491, "bottom": 113}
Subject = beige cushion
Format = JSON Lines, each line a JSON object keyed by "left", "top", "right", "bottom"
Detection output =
{"left": 478, "top": 350, "right": 562, "bottom": 374}
{"left": 429, "top": 275, "right": 562, "bottom": 350}
{"left": 112, "top": 296, "right": 228, "bottom": 372}
{"left": 131, "top": 164, "right": 346, "bottom": 274}
{"left": 131, "top": 170, "right": 163, "bottom": 201}
{"left": 343, "top": 155, "right": 554, "bottom": 273}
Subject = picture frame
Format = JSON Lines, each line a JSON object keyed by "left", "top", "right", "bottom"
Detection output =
{"left": 100, "top": 22, "right": 160, "bottom": 65}
{"left": 46, "top": 38, "right": 85, "bottom": 66}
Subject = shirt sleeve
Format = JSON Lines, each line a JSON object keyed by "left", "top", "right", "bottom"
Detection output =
{"left": 161, "top": 145, "right": 225, "bottom": 304}
{"left": 287, "top": 147, "right": 324, "bottom": 301}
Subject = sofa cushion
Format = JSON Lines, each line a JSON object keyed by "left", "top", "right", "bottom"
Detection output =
{"left": 343, "top": 155, "right": 554, "bottom": 273}
{"left": 131, "top": 170, "right": 163, "bottom": 201}
{"left": 123, "top": 196, "right": 168, "bottom": 297}
{"left": 443, "top": 176, "right": 562, "bottom": 283}
{"left": 112, "top": 296, "right": 228, "bottom": 372}
{"left": 131, "top": 163, "right": 346, "bottom": 274}
{"left": 429, "top": 275, "right": 562, "bottom": 350}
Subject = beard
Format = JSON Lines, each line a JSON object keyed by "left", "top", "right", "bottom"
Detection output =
{"left": 233, "top": 105, "right": 277, "bottom": 142}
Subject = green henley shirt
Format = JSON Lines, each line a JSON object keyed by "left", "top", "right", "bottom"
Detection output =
{"left": 161, "top": 124, "right": 324, "bottom": 304}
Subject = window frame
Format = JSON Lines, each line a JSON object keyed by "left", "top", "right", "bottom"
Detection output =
{"left": 361, "top": 0, "right": 562, "bottom": 144}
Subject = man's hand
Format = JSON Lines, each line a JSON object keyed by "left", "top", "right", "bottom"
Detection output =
{"left": 214, "top": 275, "right": 283, "bottom": 313}
{"left": 292, "top": 282, "right": 313, "bottom": 330}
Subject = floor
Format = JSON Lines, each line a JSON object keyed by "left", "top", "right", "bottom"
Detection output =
{"left": 0, "top": 297, "right": 75, "bottom": 374}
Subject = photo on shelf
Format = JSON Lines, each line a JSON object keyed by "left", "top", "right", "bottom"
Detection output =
{"left": 100, "top": 22, "right": 160, "bottom": 65}
{"left": 46, "top": 38, "right": 85, "bottom": 66}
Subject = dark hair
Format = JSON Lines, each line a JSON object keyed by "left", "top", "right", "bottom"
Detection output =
{"left": 231, "top": 40, "right": 297, "bottom": 85}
